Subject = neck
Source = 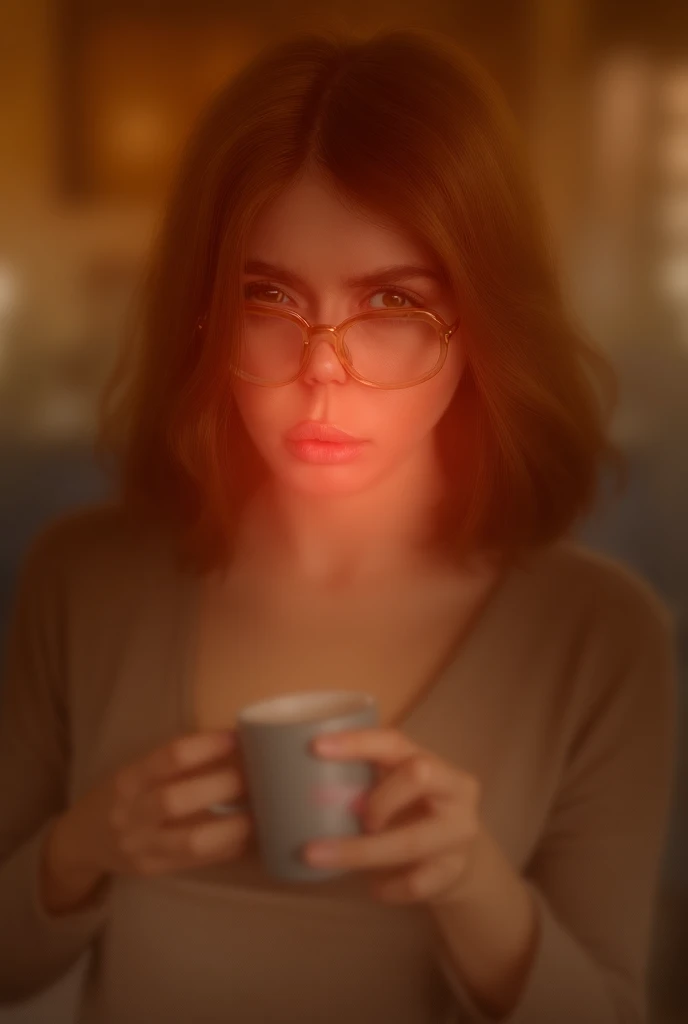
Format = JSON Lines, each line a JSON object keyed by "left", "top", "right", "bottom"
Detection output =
{"left": 230, "top": 449, "right": 449, "bottom": 593}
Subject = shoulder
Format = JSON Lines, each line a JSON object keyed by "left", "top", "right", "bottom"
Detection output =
{"left": 532, "top": 547, "right": 679, "bottom": 801}
{"left": 23, "top": 501, "right": 151, "bottom": 566}
{"left": 18, "top": 502, "right": 177, "bottom": 604}
{"left": 521, "top": 540, "right": 675, "bottom": 665}
{"left": 530, "top": 541, "right": 670, "bottom": 622}
{"left": 512, "top": 546, "right": 678, "bottom": 787}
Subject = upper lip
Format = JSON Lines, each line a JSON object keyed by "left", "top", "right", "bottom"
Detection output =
{"left": 286, "top": 421, "right": 364, "bottom": 443}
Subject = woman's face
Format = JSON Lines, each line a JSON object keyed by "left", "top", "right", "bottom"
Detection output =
{"left": 230, "top": 169, "right": 464, "bottom": 501}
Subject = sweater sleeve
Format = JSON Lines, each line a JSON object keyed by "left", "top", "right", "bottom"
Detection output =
{"left": 436, "top": 593, "right": 679, "bottom": 1023}
{"left": 0, "top": 526, "right": 111, "bottom": 1006}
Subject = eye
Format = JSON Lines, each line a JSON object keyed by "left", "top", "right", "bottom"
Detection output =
{"left": 244, "top": 282, "right": 290, "bottom": 304}
{"left": 244, "top": 281, "right": 426, "bottom": 311}
{"left": 367, "top": 288, "right": 424, "bottom": 310}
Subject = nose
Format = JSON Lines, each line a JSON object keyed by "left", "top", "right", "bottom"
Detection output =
{"left": 301, "top": 325, "right": 350, "bottom": 386}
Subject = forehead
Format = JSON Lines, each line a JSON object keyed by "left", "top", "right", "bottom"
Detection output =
{"left": 245, "top": 172, "right": 445, "bottom": 287}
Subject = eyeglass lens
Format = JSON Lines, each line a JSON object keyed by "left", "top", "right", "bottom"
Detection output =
{"left": 234, "top": 309, "right": 443, "bottom": 385}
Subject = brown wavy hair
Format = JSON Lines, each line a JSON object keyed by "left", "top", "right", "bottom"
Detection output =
{"left": 96, "top": 26, "right": 622, "bottom": 575}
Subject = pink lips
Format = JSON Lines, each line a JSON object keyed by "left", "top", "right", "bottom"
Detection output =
{"left": 285, "top": 420, "right": 364, "bottom": 443}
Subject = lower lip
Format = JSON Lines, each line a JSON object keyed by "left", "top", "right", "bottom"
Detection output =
{"left": 286, "top": 439, "right": 367, "bottom": 464}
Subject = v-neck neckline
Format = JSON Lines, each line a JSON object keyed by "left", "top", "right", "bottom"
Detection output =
{"left": 175, "top": 551, "right": 531, "bottom": 737}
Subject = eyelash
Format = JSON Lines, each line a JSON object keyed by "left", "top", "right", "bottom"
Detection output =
{"left": 243, "top": 280, "right": 426, "bottom": 310}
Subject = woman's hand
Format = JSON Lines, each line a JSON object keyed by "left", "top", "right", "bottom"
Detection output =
{"left": 41, "top": 730, "right": 252, "bottom": 913}
{"left": 305, "top": 726, "right": 540, "bottom": 1017}
{"left": 303, "top": 726, "right": 486, "bottom": 906}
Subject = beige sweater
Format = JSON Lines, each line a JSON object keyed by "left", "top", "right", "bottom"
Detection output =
{"left": 0, "top": 504, "right": 678, "bottom": 1023}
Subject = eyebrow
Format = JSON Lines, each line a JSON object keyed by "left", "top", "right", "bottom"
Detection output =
{"left": 243, "top": 259, "right": 447, "bottom": 297}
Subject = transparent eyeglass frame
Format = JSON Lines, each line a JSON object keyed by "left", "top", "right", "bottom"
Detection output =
{"left": 196, "top": 303, "right": 462, "bottom": 389}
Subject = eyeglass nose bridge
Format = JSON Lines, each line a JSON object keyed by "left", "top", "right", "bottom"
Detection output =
{"left": 302, "top": 322, "right": 351, "bottom": 366}
{"left": 307, "top": 323, "right": 339, "bottom": 338}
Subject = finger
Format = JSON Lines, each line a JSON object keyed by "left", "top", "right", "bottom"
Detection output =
{"left": 364, "top": 755, "right": 474, "bottom": 833}
{"left": 121, "top": 731, "right": 236, "bottom": 800}
{"left": 207, "top": 798, "right": 249, "bottom": 816}
{"left": 312, "top": 728, "right": 420, "bottom": 770}
{"left": 122, "top": 754, "right": 244, "bottom": 830}
{"left": 370, "top": 851, "right": 469, "bottom": 905}
{"left": 143, "top": 768, "right": 246, "bottom": 825}
{"left": 305, "top": 813, "right": 462, "bottom": 871}
{"left": 152, "top": 813, "right": 253, "bottom": 863}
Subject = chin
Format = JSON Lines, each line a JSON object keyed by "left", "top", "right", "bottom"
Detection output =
{"left": 262, "top": 442, "right": 379, "bottom": 496}
{"left": 273, "top": 463, "right": 377, "bottom": 499}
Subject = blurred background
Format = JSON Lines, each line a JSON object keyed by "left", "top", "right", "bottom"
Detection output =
{"left": 0, "top": 0, "right": 687, "bottom": 1021}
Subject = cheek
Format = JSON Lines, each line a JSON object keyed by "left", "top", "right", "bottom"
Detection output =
{"left": 231, "top": 384, "right": 287, "bottom": 445}
{"left": 388, "top": 356, "right": 463, "bottom": 439}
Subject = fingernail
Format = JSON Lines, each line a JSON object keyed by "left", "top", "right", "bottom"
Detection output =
{"left": 305, "top": 842, "right": 339, "bottom": 865}
{"left": 315, "top": 734, "right": 340, "bottom": 752}
{"left": 209, "top": 800, "right": 242, "bottom": 816}
{"left": 350, "top": 792, "right": 367, "bottom": 814}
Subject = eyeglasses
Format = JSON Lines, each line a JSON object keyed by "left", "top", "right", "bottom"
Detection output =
{"left": 197, "top": 304, "right": 461, "bottom": 389}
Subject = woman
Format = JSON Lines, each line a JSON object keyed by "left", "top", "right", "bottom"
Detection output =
{"left": 0, "top": 26, "right": 677, "bottom": 1024}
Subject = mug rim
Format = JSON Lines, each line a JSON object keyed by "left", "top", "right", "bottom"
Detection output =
{"left": 237, "top": 690, "right": 376, "bottom": 727}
